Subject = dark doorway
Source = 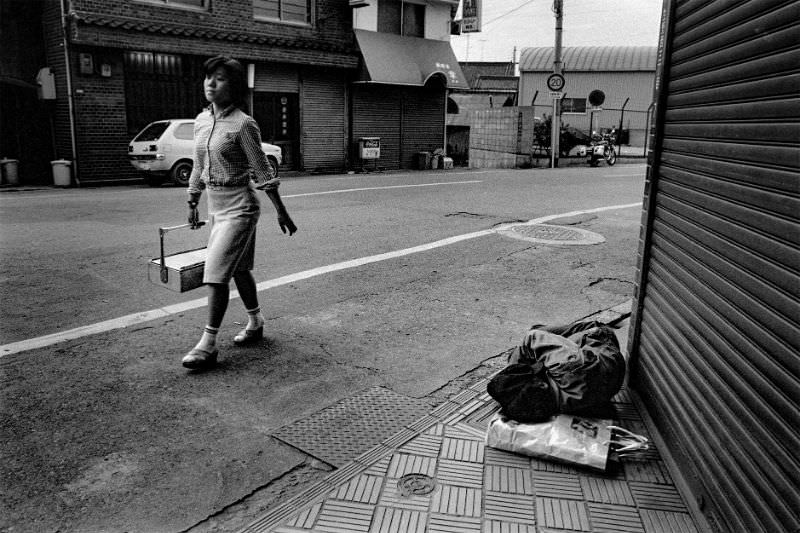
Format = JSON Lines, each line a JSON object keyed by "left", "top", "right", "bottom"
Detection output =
{"left": 252, "top": 92, "right": 299, "bottom": 170}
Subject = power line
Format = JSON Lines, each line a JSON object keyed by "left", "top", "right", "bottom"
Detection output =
{"left": 482, "top": 0, "right": 536, "bottom": 27}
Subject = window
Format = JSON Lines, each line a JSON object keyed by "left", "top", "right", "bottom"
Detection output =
{"left": 135, "top": 0, "right": 208, "bottom": 9}
{"left": 561, "top": 98, "right": 587, "bottom": 113}
{"left": 174, "top": 122, "right": 195, "bottom": 140}
{"left": 254, "top": 0, "right": 312, "bottom": 24}
{"left": 378, "top": 0, "right": 425, "bottom": 37}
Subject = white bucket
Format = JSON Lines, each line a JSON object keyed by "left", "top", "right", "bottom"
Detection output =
{"left": 51, "top": 160, "right": 72, "bottom": 187}
{"left": 0, "top": 158, "right": 19, "bottom": 185}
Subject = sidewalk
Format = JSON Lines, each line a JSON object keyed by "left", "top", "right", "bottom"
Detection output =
{"left": 237, "top": 309, "right": 703, "bottom": 533}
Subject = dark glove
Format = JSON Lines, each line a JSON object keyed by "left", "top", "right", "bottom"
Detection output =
{"left": 188, "top": 201, "right": 200, "bottom": 229}
{"left": 277, "top": 209, "right": 297, "bottom": 235}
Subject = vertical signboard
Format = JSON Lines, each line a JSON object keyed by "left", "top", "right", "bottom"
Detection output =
{"left": 462, "top": 0, "right": 482, "bottom": 33}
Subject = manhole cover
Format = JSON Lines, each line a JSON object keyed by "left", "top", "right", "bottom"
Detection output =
{"left": 497, "top": 223, "right": 605, "bottom": 245}
{"left": 398, "top": 473, "right": 436, "bottom": 496}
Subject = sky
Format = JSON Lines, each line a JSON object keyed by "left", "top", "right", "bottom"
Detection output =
{"left": 451, "top": 0, "right": 665, "bottom": 63}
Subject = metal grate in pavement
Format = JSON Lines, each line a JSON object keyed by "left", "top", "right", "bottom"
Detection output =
{"left": 272, "top": 386, "right": 429, "bottom": 467}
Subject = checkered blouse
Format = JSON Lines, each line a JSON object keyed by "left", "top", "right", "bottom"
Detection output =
{"left": 187, "top": 105, "right": 279, "bottom": 195}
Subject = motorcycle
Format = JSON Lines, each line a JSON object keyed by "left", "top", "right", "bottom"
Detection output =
{"left": 577, "top": 129, "right": 617, "bottom": 167}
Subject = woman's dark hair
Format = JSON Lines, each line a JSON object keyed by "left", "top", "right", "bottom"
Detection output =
{"left": 203, "top": 56, "right": 248, "bottom": 108}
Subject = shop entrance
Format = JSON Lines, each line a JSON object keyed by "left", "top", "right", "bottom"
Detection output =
{"left": 252, "top": 92, "right": 299, "bottom": 171}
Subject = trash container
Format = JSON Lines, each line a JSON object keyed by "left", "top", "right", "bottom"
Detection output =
{"left": 0, "top": 158, "right": 19, "bottom": 185}
{"left": 416, "top": 151, "right": 431, "bottom": 170}
{"left": 51, "top": 159, "right": 72, "bottom": 187}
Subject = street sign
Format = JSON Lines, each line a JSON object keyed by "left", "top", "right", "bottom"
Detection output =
{"left": 546, "top": 73, "right": 565, "bottom": 91}
{"left": 550, "top": 91, "right": 564, "bottom": 99}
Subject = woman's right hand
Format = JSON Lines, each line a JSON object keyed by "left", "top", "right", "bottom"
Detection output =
{"left": 188, "top": 204, "right": 200, "bottom": 229}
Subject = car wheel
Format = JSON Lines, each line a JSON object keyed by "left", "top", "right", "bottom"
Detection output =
{"left": 170, "top": 161, "right": 193, "bottom": 186}
{"left": 267, "top": 156, "right": 280, "bottom": 179}
{"left": 143, "top": 174, "right": 166, "bottom": 187}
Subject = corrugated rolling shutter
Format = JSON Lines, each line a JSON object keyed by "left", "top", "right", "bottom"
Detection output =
{"left": 301, "top": 69, "right": 347, "bottom": 172}
{"left": 351, "top": 85, "right": 401, "bottom": 170}
{"left": 401, "top": 85, "right": 445, "bottom": 168}
{"left": 631, "top": 1, "right": 800, "bottom": 532}
{"left": 253, "top": 64, "right": 299, "bottom": 93}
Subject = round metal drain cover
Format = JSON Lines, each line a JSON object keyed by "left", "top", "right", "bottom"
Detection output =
{"left": 498, "top": 223, "right": 605, "bottom": 245}
{"left": 398, "top": 473, "right": 436, "bottom": 497}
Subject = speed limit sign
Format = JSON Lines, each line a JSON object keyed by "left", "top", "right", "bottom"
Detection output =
{"left": 546, "top": 73, "right": 565, "bottom": 91}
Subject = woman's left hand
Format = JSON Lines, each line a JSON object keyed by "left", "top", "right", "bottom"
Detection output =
{"left": 277, "top": 210, "right": 297, "bottom": 235}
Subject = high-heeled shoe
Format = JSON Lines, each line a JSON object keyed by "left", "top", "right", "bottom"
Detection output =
{"left": 182, "top": 347, "right": 218, "bottom": 368}
{"left": 233, "top": 326, "right": 263, "bottom": 345}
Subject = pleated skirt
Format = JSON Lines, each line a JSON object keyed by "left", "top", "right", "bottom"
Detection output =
{"left": 203, "top": 185, "right": 260, "bottom": 284}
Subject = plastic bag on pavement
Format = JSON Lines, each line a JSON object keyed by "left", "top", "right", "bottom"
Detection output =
{"left": 486, "top": 413, "right": 648, "bottom": 472}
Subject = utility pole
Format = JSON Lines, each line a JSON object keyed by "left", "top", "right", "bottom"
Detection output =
{"left": 551, "top": 0, "right": 563, "bottom": 168}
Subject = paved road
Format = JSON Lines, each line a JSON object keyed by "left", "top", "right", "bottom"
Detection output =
{"left": 0, "top": 165, "right": 646, "bottom": 532}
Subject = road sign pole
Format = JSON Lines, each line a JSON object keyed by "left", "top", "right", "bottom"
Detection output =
{"left": 551, "top": 0, "right": 563, "bottom": 168}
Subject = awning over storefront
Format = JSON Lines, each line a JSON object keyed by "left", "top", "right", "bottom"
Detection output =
{"left": 354, "top": 29, "right": 469, "bottom": 89}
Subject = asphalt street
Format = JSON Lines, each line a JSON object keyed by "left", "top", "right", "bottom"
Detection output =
{"left": 0, "top": 164, "right": 646, "bottom": 532}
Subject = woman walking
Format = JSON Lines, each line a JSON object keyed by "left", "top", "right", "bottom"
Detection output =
{"left": 183, "top": 56, "right": 297, "bottom": 369}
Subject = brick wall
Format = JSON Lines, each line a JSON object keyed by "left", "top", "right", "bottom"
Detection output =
{"left": 42, "top": 0, "right": 358, "bottom": 183}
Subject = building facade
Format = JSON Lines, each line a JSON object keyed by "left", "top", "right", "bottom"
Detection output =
{"left": 519, "top": 46, "right": 657, "bottom": 149}
{"left": 350, "top": 0, "right": 467, "bottom": 170}
{"left": 5, "top": 0, "right": 465, "bottom": 185}
{"left": 40, "top": 0, "right": 358, "bottom": 184}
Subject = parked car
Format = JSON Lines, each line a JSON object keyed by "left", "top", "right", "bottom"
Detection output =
{"left": 128, "top": 119, "right": 282, "bottom": 187}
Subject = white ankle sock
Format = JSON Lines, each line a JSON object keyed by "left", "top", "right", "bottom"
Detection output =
{"left": 245, "top": 307, "right": 265, "bottom": 330}
{"left": 195, "top": 325, "right": 218, "bottom": 351}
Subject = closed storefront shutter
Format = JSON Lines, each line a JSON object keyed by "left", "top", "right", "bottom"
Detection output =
{"left": 351, "top": 85, "right": 401, "bottom": 170}
{"left": 401, "top": 85, "right": 445, "bottom": 168}
{"left": 631, "top": 1, "right": 800, "bottom": 532}
{"left": 301, "top": 69, "right": 347, "bottom": 172}
{"left": 253, "top": 64, "right": 299, "bottom": 93}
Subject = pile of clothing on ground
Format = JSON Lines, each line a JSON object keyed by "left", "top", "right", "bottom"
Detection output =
{"left": 486, "top": 320, "right": 647, "bottom": 471}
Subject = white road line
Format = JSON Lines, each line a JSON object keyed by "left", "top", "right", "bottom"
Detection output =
{"left": 283, "top": 180, "right": 483, "bottom": 198}
{"left": 0, "top": 179, "right": 483, "bottom": 202}
{"left": 0, "top": 202, "right": 640, "bottom": 356}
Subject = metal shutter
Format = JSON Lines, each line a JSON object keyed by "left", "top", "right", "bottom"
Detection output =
{"left": 253, "top": 64, "right": 299, "bottom": 93}
{"left": 351, "top": 85, "right": 401, "bottom": 170}
{"left": 301, "top": 69, "right": 347, "bottom": 172}
{"left": 401, "top": 85, "right": 445, "bottom": 169}
{"left": 630, "top": 1, "right": 800, "bottom": 532}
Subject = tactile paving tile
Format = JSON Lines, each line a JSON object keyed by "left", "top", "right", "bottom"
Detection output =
{"left": 430, "top": 485, "right": 482, "bottom": 516}
{"left": 629, "top": 482, "right": 687, "bottom": 512}
{"left": 587, "top": 503, "right": 645, "bottom": 533}
{"left": 485, "top": 446, "right": 531, "bottom": 468}
{"left": 440, "top": 437, "right": 485, "bottom": 462}
{"left": 370, "top": 507, "right": 427, "bottom": 533}
{"left": 272, "top": 387, "right": 429, "bottom": 467}
{"left": 427, "top": 514, "right": 481, "bottom": 532}
{"left": 483, "top": 520, "right": 536, "bottom": 533}
{"left": 638, "top": 509, "right": 700, "bottom": 533}
{"left": 580, "top": 476, "right": 636, "bottom": 506}
{"left": 332, "top": 474, "right": 383, "bottom": 504}
{"left": 397, "top": 433, "right": 442, "bottom": 457}
{"left": 386, "top": 453, "right": 437, "bottom": 478}
{"left": 280, "top": 502, "right": 321, "bottom": 529}
{"left": 484, "top": 491, "right": 536, "bottom": 523}
{"left": 437, "top": 459, "right": 484, "bottom": 488}
{"left": 536, "top": 497, "right": 591, "bottom": 531}
{"left": 484, "top": 465, "right": 534, "bottom": 494}
{"left": 314, "top": 500, "right": 373, "bottom": 532}
{"left": 461, "top": 397, "right": 501, "bottom": 432}
{"left": 533, "top": 471, "right": 583, "bottom": 499}
{"left": 624, "top": 460, "right": 672, "bottom": 485}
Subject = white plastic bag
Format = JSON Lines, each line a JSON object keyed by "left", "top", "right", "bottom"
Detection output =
{"left": 486, "top": 414, "right": 650, "bottom": 472}
{"left": 486, "top": 413, "right": 613, "bottom": 471}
